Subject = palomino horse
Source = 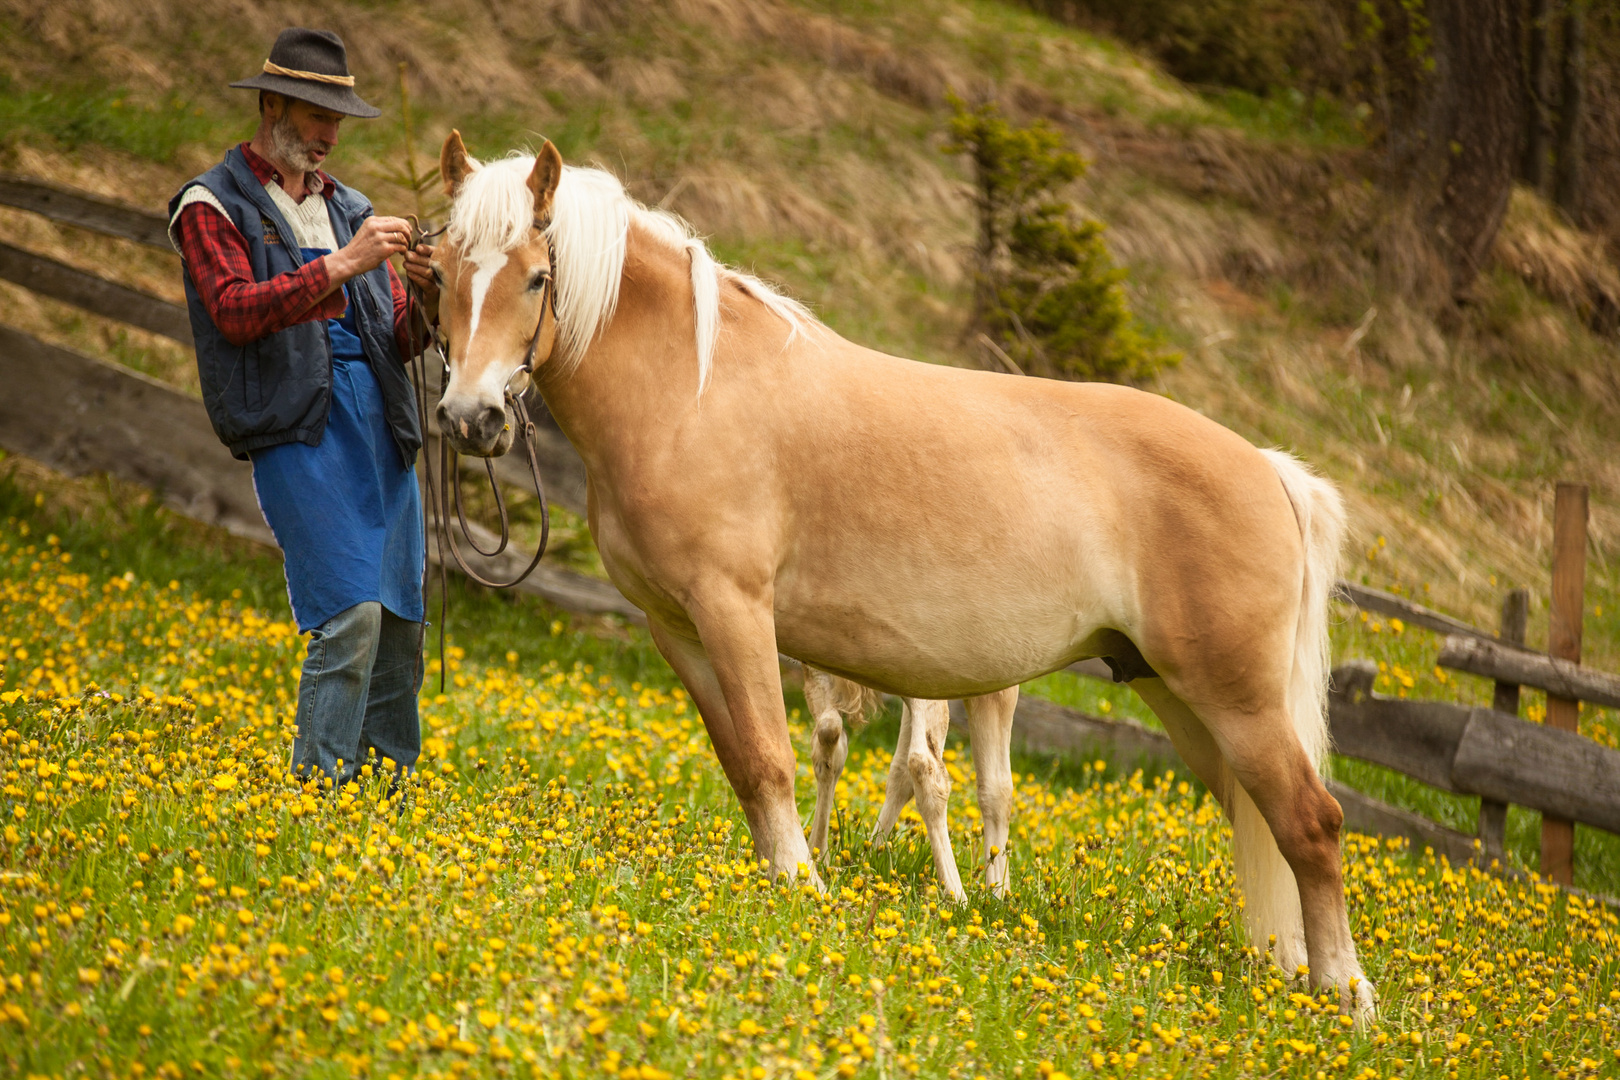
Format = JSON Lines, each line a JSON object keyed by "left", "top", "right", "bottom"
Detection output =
{"left": 428, "top": 133, "right": 1374, "bottom": 1018}
{"left": 803, "top": 669, "right": 1019, "bottom": 903}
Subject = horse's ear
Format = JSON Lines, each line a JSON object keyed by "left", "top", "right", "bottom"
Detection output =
{"left": 441, "top": 130, "right": 478, "bottom": 198}
{"left": 528, "top": 140, "right": 563, "bottom": 222}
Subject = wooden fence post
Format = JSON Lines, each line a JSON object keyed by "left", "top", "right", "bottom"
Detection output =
{"left": 1541, "top": 482, "right": 1588, "bottom": 885}
{"left": 1480, "top": 587, "right": 1529, "bottom": 863}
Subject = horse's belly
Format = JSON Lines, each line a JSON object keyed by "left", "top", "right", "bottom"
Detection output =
{"left": 773, "top": 560, "right": 1112, "bottom": 699}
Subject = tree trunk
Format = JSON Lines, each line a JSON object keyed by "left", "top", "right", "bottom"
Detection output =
{"left": 1523, "top": 0, "right": 1553, "bottom": 189}
{"left": 1384, "top": 0, "right": 1525, "bottom": 301}
{"left": 1555, "top": 0, "right": 1586, "bottom": 215}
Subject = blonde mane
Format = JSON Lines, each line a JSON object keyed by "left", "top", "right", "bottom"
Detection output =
{"left": 446, "top": 154, "right": 817, "bottom": 393}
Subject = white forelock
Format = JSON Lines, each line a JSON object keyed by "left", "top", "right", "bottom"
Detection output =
{"left": 445, "top": 153, "right": 817, "bottom": 394}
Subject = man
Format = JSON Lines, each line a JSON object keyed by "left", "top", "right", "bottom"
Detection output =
{"left": 169, "top": 27, "right": 441, "bottom": 789}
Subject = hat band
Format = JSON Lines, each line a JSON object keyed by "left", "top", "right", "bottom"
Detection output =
{"left": 261, "top": 59, "right": 356, "bottom": 87}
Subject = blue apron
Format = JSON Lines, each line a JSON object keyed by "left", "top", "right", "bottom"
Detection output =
{"left": 250, "top": 249, "right": 425, "bottom": 632}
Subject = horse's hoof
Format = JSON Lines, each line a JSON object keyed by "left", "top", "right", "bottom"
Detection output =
{"left": 1333, "top": 975, "right": 1377, "bottom": 1028}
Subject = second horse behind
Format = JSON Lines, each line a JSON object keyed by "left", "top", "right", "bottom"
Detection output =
{"left": 803, "top": 668, "right": 1019, "bottom": 902}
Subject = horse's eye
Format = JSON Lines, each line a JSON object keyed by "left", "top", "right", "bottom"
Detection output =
{"left": 431, "top": 266, "right": 445, "bottom": 285}
{"left": 528, "top": 270, "right": 551, "bottom": 293}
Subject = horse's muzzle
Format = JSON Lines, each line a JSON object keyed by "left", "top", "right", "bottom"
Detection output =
{"left": 438, "top": 399, "right": 515, "bottom": 457}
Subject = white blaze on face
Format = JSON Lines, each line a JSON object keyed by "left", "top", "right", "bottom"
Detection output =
{"left": 465, "top": 249, "right": 510, "bottom": 346}
{"left": 444, "top": 247, "right": 522, "bottom": 409}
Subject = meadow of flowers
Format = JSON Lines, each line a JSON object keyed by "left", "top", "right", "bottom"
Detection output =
{"left": 0, "top": 471, "right": 1616, "bottom": 1079}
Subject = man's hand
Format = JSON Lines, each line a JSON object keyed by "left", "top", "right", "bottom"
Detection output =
{"left": 402, "top": 242, "right": 439, "bottom": 322}
{"left": 327, "top": 216, "right": 413, "bottom": 284}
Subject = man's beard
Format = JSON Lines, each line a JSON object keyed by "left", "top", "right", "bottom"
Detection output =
{"left": 269, "top": 112, "right": 328, "bottom": 174}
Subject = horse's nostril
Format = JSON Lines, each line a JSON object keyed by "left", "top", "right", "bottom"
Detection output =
{"left": 477, "top": 405, "right": 505, "bottom": 437}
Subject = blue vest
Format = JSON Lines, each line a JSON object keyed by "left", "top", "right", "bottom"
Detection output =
{"left": 170, "top": 146, "right": 422, "bottom": 462}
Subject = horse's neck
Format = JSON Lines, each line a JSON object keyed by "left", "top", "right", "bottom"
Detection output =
{"left": 535, "top": 237, "right": 703, "bottom": 470}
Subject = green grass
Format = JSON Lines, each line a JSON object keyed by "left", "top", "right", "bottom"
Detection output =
{"left": 0, "top": 463, "right": 1617, "bottom": 1079}
{"left": 0, "top": 77, "right": 221, "bottom": 162}
{"left": 1167, "top": 87, "right": 1369, "bottom": 149}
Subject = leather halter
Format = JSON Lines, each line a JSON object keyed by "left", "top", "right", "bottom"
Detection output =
{"left": 405, "top": 215, "right": 558, "bottom": 687}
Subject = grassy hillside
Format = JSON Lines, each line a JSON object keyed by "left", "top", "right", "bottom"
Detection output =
{"left": 1, "top": 0, "right": 1615, "bottom": 657}
{"left": 1, "top": 0, "right": 1618, "bottom": 881}
{"left": 0, "top": 461, "right": 1616, "bottom": 1079}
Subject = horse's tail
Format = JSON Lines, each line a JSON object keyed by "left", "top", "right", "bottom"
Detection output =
{"left": 1231, "top": 449, "right": 1347, "bottom": 974}
{"left": 803, "top": 667, "right": 885, "bottom": 728}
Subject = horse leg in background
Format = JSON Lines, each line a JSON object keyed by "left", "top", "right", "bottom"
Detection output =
{"left": 964, "top": 687, "right": 1018, "bottom": 897}
{"left": 804, "top": 668, "right": 850, "bottom": 860}
{"left": 870, "top": 699, "right": 917, "bottom": 844}
{"left": 648, "top": 614, "right": 817, "bottom": 885}
{"left": 901, "top": 698, "right": 966, "bottom": 902}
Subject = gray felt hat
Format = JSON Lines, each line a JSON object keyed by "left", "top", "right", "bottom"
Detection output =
{"left": 230, "top": 28, "right": 381, "bottom": 119}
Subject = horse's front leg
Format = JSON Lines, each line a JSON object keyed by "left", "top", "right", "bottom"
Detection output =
{"left": 648, "top": 606, "right": 816, "bottom": 885}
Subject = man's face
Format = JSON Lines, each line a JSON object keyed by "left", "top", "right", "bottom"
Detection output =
{"left": 267, "top": 95, "right": 345, "bottom": 173}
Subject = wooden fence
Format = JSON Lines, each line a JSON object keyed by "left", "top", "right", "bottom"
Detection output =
{"left": 3, "top": 173, "right": 1617, "bottom": 894}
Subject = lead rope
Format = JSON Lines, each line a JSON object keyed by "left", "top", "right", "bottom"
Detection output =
{"left": 405, "top": 215, "right": 554, "bottom": 690}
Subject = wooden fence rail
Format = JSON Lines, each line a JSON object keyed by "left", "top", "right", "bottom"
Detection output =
{"left": 1438, "top": 633, "right": 1620, "bottom": 709}
{"left": 0, "top": 174, "right": 172, "bottom": 250}
{"left": 0, "top": 324, "right": 633, "bottom": 620}
{"left": 0, "top": 241, "right": 192, "bottom": 344}
{"left": 0, "top": 324, "right": 268, "bottom": 542}
{"left": 1332, "top": 581, "right": 1498, "bottom": 642}
{"left": 948, "top": 692, "right": 1489, "bottom": 869}
{"left": 1329, "top": 661, "right": 1620, "bottom": 835}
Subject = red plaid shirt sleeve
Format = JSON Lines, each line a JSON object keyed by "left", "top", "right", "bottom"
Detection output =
{"left": 174, "top": 201, "right": 346, "bottom": 347}
{"left": 387, "top": 260, "right": 427, "bottom": 363}
{"left": 178, "top": 201, "right": 423, "bottom": 361}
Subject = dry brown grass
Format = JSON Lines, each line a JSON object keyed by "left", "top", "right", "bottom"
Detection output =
{"left": 1493, "top": 187, "right": 1620, "bottom": 335}
{"left": 1100, "top": 187, "right": 1293, "bottom": 285}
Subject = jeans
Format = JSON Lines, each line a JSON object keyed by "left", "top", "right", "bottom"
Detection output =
{"left": 290, "top": 601, "right": 423, "bottom": 787}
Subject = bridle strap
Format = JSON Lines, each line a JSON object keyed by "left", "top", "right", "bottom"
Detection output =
{"left": 405, "top": 214, "right": 557, "bottom": 689}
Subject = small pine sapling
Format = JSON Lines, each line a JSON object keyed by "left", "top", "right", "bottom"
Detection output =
{"left": 945, "top": 95, "right": 1176, "bottom": 383}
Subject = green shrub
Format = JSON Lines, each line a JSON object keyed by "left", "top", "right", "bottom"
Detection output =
{"left": 945, "top": 96, "right": 1176, "bottom": 383}
{"left": 1022, "top": 0, "right": 1329, "bottom": 95}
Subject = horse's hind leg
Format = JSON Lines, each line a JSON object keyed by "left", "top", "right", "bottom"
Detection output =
{"left": 1130, "top": 678, "right": 1234, "bottom": 814}
{"left": 1132, "top": 679, "right": 1295, "bottom": 958}
{"left": 965, "top": 687, "right": 1018, "bottom": 897}
{"left": 1197, "top": 700, "right": 1373, "bottom": 1020}
{"left": 902, "top": 699, "right": 966, "bottom": 902}
{"left": 871, "top": 700, "right": 917, "bottom": 844}
{"left": 804, "top": 670, "right": 849, "bottom": 860}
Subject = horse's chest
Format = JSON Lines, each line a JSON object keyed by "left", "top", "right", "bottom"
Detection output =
{"left": 588, "top": 506, "right": 699, "bottom": 630}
